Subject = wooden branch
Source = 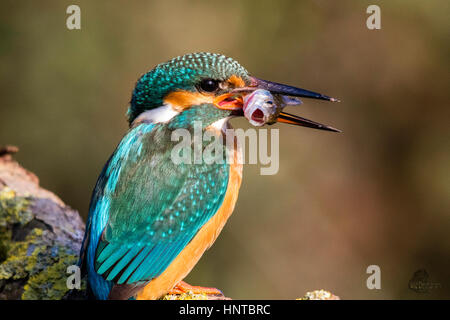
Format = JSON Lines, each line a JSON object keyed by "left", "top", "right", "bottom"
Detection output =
{"left": 0, "top": 145, "right": 338, "bottom": 300}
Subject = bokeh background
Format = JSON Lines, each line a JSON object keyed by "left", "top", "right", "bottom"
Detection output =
{"left": 1, "top": 0, "right": 449, "bottom": 299}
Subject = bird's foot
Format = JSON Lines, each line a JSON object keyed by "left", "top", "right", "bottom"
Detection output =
{"left": 168, "top": 281, "right": 223, "bottom": 296}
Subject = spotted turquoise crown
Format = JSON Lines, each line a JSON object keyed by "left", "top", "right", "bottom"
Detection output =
{"left": 128, "top": 52, "right": 251, "bottom": 123}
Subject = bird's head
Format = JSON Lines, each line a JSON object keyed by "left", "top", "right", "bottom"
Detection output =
{"left": 128, "top": 52, "right": 339, "bottom": 131}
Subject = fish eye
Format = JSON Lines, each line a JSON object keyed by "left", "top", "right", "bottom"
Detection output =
{"left": 199, "top": 78, "right": 219, "bottom": 92}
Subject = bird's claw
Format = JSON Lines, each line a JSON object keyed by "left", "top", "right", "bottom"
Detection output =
{"left": 168, "top": 281, "right": 223, "bottom": 296}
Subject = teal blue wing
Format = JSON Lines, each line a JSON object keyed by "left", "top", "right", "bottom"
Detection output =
{"left": 92, "top": 122, "right": 229, "bottom": 285}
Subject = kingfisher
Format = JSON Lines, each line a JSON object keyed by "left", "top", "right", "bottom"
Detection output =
{"left": 79, "top": 52, "right": 339, "bottom": 300}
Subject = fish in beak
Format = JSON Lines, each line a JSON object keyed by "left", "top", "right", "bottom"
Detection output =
{"left": 231, "top": 77, "right": 341, "bottom": 132}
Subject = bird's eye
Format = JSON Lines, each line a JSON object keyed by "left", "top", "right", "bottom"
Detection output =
{"left": 199, "top": 79, "right": 219, "bottom": 92}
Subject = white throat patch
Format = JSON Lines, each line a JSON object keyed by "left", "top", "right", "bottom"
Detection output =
{"left": 132, "top": 105, "right": 179, "bottom": 125}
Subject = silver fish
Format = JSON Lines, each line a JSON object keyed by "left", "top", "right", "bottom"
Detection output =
{"left": 242, "top": 89, "right": 301, "bottom": 126}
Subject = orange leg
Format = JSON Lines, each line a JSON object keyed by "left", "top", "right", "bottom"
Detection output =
{"left": 168, "top": 281, "right": 223, "bottom": 296}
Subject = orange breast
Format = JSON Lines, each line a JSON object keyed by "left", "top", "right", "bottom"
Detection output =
{"left": 136, "top": 129, "right": 243, "bottom": 300}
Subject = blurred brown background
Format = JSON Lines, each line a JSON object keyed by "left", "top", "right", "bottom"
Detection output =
{"left": 1, "top": 0, "right": 449, "bottom": 299}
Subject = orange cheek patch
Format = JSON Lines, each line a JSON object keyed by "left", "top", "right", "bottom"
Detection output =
{"left": 164, "top": 90, "right": 214, "bottom": 112}
{"left": 228, "top": 75, "right": 246, "bottom": 88}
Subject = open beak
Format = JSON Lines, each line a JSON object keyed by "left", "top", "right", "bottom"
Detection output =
{"left": 226, "top": 77, "right": 341, "bottom": 132}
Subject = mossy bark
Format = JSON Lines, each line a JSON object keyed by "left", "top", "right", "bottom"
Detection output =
{"left": 0, "top": 147, "right": 86, "bottom": 300}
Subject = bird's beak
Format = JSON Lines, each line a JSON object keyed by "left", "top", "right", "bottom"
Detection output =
{"left": 250, "top": 77, "right": 339, "bottom": 102}
{"left": 215, "top": 76, "right": 341, "bottom": 132}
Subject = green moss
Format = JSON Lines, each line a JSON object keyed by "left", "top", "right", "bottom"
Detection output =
{"left": 0, "top": 188, "right": 33, "bottom": 229}
{"left": 22, "top": 248, "right": 82, "bottom": 300}
{"left": 0, "top": 188, "right": 34, "bottom": 282}
{"left": 0, "top": 187, "right": 85, "bottom": 300}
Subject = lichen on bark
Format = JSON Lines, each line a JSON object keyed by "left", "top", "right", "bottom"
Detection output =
{"left": 0, "top": 188, "right": 85, "bottom": 299}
